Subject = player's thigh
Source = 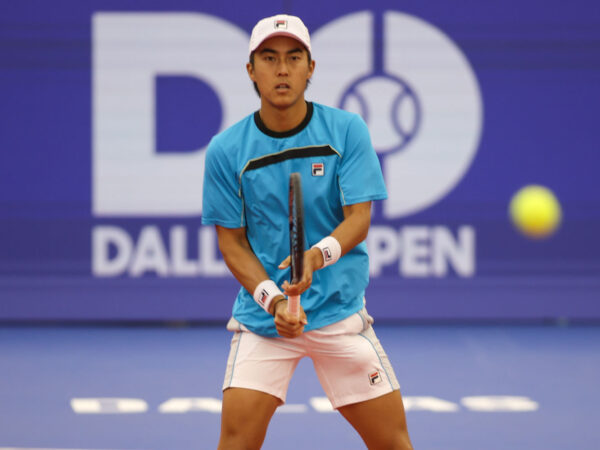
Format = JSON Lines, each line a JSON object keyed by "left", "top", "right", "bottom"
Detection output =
{"left": 219, "top": 387, "right": 280, "bottom": 450}
{"left": 223, "top": 327, "right": 303, "bottom": 402}
{"left": 338, "top": 390, "right": 413, "bottom": 450}
{"left": 219, "top": 327, "right": 302, "bottom": 450}
{"left": 309, "top": 313, "right": 400, "bottom": 409}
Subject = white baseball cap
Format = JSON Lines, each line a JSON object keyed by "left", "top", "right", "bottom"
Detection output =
{"left": 249, "top": 14, "right": 311, "bottom": 58}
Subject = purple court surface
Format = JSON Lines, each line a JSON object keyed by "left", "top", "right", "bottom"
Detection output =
{"left": 1, "top": 323, "right": 599, "bottom": 449}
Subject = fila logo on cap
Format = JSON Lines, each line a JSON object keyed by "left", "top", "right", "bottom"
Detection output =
{"left": 249, "top": 15, "right": 311, "bottom": 58}
{"left": 369, "top": 370, "right": 382, "bottom": 385}
{"left": 275, "top": 19, "right": 287, "bottom": 29}
{"left": 312, "top": 163, "right": 324, "bottom": 176}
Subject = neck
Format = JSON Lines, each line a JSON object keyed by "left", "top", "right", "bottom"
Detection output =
{"left": 258, "top": 98, "right": 308, "bottom": 132}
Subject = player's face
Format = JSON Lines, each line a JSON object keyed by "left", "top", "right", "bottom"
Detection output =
{"left": 247, "top": 36, "right": 315, "bottom": 110}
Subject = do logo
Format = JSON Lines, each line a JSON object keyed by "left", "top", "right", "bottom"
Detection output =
{"left": 93, "top": 11, "right": 482, "bottom": 220}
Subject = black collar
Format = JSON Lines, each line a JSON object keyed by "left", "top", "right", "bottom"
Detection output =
{"left": 253, "top": 102, "right": 313, "bottom": 138}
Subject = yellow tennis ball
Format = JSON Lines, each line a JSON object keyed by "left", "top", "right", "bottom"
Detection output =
{"left": 509, "top": 185, "right": 562, "bottom": 238}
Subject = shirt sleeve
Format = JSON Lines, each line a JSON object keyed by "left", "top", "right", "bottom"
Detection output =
{"left": 338, "top": 114, "right": 388, "bottom": 205}
{"left": 201, "top": 139, "right": 245, "bottom": 228}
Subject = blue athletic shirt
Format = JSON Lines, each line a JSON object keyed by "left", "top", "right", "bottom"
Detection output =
{"left": 202, "top": 102, "right": 387, "bottom": 337}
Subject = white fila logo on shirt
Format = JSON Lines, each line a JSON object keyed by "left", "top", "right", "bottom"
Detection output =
{"left": 312, "top": 163, "right": 324, "bottom": 176}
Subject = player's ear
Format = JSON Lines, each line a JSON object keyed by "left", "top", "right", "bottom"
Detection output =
{"left": 307, "top": 59, "right": 315, "bottom": 80}
{"left": 246, "top": 62, "right": 255, "bottom": 82}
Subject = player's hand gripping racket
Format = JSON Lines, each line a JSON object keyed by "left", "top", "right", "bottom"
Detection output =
{"left": 288, "top": 172, "right": 304, "bottom": 318}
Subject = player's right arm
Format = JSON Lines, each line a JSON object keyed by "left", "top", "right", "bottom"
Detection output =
{"left": 215, "top": 225, "right": 307, "bottom": 338}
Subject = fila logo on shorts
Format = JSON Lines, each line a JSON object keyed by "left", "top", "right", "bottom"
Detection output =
{"left": 275, "top": 19, "right": 287, "bottom": 29}
{"left": 312, "top": 163, "right": 324, "bottom": 176}
{"left": 369, "top": 370, "right": 382, "bottom": 385}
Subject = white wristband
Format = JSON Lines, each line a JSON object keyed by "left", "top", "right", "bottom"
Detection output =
{"left": 253, "top": 280, "right": 284, "bottom": 313}
{"left": 312, "top": 236, "right": 342, "bottom": 268}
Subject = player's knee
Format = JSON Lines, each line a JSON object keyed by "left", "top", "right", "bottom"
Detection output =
{"left": 366, "top": 425, "right": 412, "bottom": 450}
{"left": 219, "top": 410, "right": 271, "bottom": 450}
{"left": 396, "top": 434, "right": 414, "bottom": 450}
{"left": 218, "top": 426, "right": 263, "bottom": 450}
{"left": 386, "top": 428, "right": 413, "bottom": 450}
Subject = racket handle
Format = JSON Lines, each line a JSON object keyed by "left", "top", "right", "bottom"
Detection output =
{"left": 287, "top": 295, "right": 300, "bottom": 318}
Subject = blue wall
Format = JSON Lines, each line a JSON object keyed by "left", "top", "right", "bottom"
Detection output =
{"left": 1, "top": 1, "right": 599, "bottom": 320}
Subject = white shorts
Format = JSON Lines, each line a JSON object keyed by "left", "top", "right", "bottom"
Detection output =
{"left": 223, "top": 308, "right": 400, "bottom": 409}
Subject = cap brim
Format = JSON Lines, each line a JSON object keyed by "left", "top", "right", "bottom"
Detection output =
{"left": 250, "top": 31, "right": 310, "bottom": 55}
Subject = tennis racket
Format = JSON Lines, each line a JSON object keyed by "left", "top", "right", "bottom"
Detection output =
{"left": 288, "top": 172, "right": 304, "bottom": 318}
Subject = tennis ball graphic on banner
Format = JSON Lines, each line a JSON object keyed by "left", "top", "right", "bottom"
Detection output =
{"left": 509, "top": 185, "right": 562, "bottom": 238}
{"left": 339, "top": 74, "right": 420, "bottom": 154}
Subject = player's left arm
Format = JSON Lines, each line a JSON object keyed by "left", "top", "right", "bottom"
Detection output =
{"left": 281, "top": 114, "right": 382, "bottom": 296}
{"left": 333, "top": 200, "right": 373, "bottom": 256}
{"left": 280, "top": 200, "right": 372, "bottom": 296}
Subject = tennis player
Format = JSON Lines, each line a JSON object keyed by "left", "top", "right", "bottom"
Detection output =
{"left": 202, "top": 14, "right": 413, "bottom": 450}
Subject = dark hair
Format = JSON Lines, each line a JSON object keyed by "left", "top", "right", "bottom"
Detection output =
{"left": 249, "top": 49, "right": 312, "bottom": 97}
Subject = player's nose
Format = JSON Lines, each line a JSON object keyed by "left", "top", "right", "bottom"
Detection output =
{"left": 276, "top": 61, "right": 289, "bottom": 76}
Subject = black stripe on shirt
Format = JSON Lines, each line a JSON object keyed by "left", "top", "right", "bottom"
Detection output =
{"left": 245, "top": 146, "right": 338, "bottom": 172}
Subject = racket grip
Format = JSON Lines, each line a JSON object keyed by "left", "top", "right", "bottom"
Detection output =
{"left": 287, "top": 295, "right": 300, "bottom": 318}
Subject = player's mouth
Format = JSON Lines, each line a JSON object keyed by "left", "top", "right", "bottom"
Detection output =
{"left": 275, "top": 83, "right": 290, "bottom": 91}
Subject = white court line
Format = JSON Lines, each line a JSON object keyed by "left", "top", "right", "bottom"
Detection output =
{"left": 276, "top": 403, "right": 309, "bottom": 413}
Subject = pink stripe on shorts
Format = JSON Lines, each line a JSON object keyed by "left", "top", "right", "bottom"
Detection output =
{"left": 223, "top": 308, "right": 400, "bottom": 409}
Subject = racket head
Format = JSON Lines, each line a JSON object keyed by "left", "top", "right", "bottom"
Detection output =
{"left": 289, "top": 172, "right": 305, "bottom": 285}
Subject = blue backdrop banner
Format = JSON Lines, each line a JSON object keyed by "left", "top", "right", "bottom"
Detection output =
{"left": 1, "top": 1, "right": 599, "bottom": 320}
